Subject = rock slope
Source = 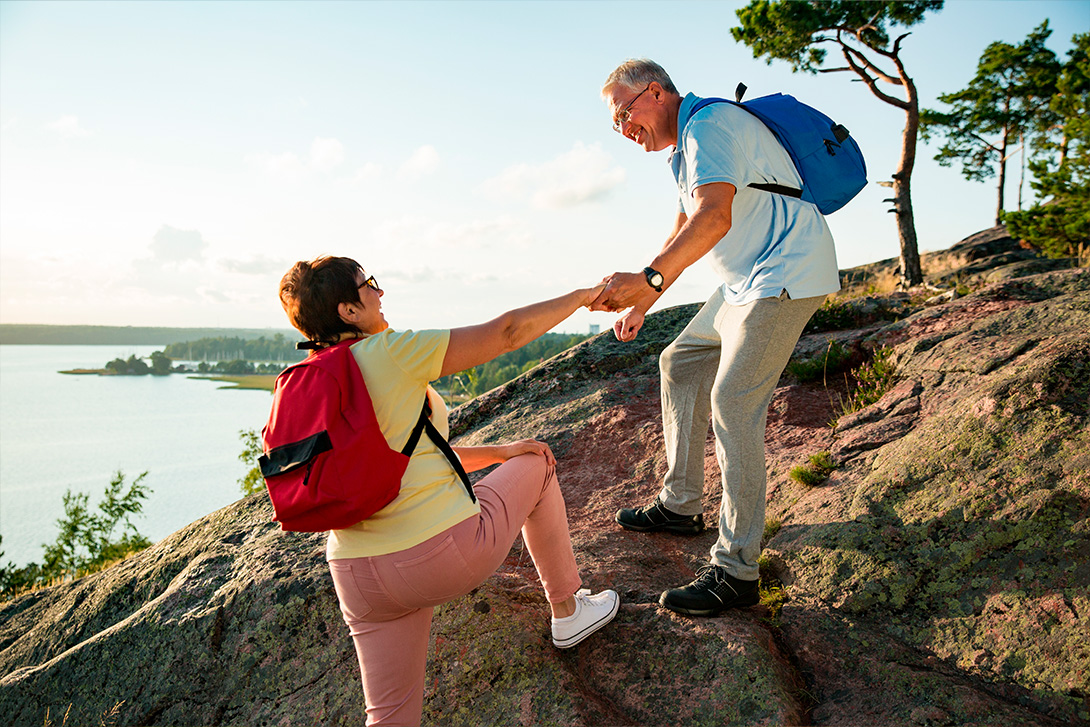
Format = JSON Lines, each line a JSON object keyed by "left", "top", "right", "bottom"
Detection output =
{"left": 1, "top": 229, "right": 1086, "bottom": 726}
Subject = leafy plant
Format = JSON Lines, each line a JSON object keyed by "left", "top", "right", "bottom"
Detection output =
{"left": 238, "top": 428, "right": 265, "bottom": 496}
{"left": 756, "top": 553, "right": 788, "bottom": 627}
{"left": 786, "top": 339, "right": 853, "bottom": 383}
{"left": 41, "top": 471, "right": 151, "bottom": 577}
{"left": 758, "top": 580, "right": 788, "bottom": 627}
{"left": 789, "top": 451, "right": 838, "bottom": 487}
{"left": 1, "top": 472, "right": 153, "bottom": 601}
{"left": 835, "top": 346, "right": 898, "bottom": 422}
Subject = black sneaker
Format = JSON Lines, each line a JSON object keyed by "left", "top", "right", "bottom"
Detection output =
{"left": 615, "top": 497, "right": 704, "bottom": 535}
{"left": 659, "top": 565, "right": 759, "bottom": 616}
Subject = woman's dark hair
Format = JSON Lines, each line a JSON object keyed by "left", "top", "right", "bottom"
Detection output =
{"left": 279, "top": 256, "right": 365, "bottom": 344}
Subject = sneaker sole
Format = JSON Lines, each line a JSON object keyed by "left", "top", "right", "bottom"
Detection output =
{"left": 657, "top": 593, "right": 760, "bottom": 617}
{"left": 614, "top": 514, "right": 704, "bottom": 535}
{"left": 552, "top": 597, "right": 621, "bottom": 649}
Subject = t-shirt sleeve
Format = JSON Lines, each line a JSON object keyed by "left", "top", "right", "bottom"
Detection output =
{"left": 379, "top": 329, "right": 451, "bottom": 383}
{"left": 683, "top": 116, "right": 749, "bottom": 193}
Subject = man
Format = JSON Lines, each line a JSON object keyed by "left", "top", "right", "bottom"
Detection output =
{"left": 592, "top": 59, "right": 840, "bottom": 617}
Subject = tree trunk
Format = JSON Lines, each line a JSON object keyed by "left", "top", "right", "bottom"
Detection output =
{"left": 1018, "top": 131, "right": 1025, "bottom": 212}
{"left": 996, "top": 125, "right": 1008, "bottom": 225}
{"left": 895, "top": 87, "right": 923, "bottom": 287}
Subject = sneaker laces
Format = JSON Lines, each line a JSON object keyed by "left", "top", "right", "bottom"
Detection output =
{"left": 692, "top": 564, "right": 727, "bottom": 589}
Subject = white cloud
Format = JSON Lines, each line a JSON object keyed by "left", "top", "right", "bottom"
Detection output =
{"left": 47, "top": 115, "right": 90, "bottom": 138}
{"left": 309, "top": 137, "right": 345, "bottom": 172}
{"left": 373, "top": 214, "right": 530, "bottom": 254}
{"left": 245, "top": 150, "right": 304, "bottom": 177}
{"left": 479, "top": 141, "right": 626, "bottom": 209}
{"left": 219, "top": 255, "right": 288, "bottom": 276}
{"left": 351, "top": 162, "right": 383, "bottom": 184}
{"left": 246, "top": 137, "right": 346, "bottom": 178}
{"left": 148, "top": 225, "right": 207, "bottom": 263}
{"left": 397, "top": 145, "right": 440, "bottom": 182}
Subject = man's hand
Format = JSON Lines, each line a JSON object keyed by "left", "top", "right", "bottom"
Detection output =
{"left": 613, "top": 309, "right": 645, "bottom": 342}
{"left": 589, "top": 272, "right": 657, "bottom": 312}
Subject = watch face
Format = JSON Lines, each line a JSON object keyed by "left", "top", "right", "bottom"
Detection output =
{"left": 650, "top": 272, "right": 664, "bottom": 287}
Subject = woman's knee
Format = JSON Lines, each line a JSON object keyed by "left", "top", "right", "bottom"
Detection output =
{"left": 504, "top": 451, "right": 550, "bottom": 478}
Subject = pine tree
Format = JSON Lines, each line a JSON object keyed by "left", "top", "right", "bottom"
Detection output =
{"left": 921, "top": 22, "right": 1061, "bottom": 224}
{"left": 1003, "top": 33, "right": 1090, "bottom": 260}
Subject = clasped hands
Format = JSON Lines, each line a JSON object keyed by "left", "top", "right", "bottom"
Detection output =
{"left": 585, "top": 271, "right": 661, "bottom": 343}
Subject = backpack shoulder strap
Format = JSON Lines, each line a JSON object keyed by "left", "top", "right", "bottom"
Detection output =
{"left": 402, "top": 399, "right": 476, "bottom": 503}
{"left": 682, "top": 95, "right": 802, "bottom": 200}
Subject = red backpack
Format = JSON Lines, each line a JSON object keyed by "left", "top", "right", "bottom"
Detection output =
{"left": 259, "top": 338, "right": 474, "bottom": 532}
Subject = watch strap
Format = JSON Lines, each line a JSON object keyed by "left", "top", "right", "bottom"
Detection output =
{"left": 643, "top": 266, "right": 664, "bottom": 293}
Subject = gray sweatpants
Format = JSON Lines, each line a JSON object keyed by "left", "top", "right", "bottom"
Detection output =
{"left": 657, "top": 287, "right": 825, "bottom": 581}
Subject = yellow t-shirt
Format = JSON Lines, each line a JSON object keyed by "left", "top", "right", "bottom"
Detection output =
{"left": 325, "top": 328, "right": 480, "bottom": 561}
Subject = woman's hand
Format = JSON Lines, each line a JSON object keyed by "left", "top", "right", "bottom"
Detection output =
{"left": 583, "top": 282, "right": 607, "bottom": 309}
{"left": 499, "top": 439, "right": 556, "bottom": 467}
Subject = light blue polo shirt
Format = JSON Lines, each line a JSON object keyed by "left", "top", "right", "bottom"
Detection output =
{"left": 670, "top": 93, "right": 840, "bottom": 305}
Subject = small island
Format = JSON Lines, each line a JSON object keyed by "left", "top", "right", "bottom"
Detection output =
{"left": 60, "top": 352, "right": 174, "bottom": 376}
{"left": 60, "top": 350, "right": 281, "bottom": 391}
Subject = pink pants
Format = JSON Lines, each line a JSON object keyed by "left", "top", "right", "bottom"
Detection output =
{"left": 328, "top": 453, "right": 582, "bottom": 726}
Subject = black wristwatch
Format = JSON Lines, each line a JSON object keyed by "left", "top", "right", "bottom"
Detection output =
{"left": 643, "top": 266, "right": 664, "bottom": 292}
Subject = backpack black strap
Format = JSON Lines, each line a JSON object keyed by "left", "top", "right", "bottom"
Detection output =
{"left": 401, "top": 400, "right": 476, "bottom": 503}
{"left": 748, "top": 182, "right": 803, "bottom": 198}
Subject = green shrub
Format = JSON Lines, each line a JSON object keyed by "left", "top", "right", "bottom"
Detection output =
{"left": 804, "top": 297, "right": 860, "bottom": 333}
{"left": 0, "top": 472, "right": 152, "bottom": 601}
{"left": 238, "top": 428, "right": 265, "bottom": 496}
{"left": 788, "top": 451, "right": 838, "bottom": 487}
{"left": 836, "top": 346, "right": 897, "bottom": 420}
{"left": 786, "top": 339, "right": 853, "bottom": 383}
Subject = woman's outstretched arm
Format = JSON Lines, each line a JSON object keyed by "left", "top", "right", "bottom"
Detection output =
{"left": 440, "top": 285, "right": 603, "bottom": 379}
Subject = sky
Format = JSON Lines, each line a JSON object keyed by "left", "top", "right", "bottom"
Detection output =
{"left": 1, "top": 0, "right": 1087, "bottom": 336}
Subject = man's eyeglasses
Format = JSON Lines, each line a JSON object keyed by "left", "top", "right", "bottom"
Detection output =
{"left": 612, "top": 84, "right": 651, "bottom": 133}
{"left": 359, "top": 275, "right": 380, "bottom": 292}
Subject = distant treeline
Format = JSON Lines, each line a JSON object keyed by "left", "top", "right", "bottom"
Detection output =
{"left": 0, "top": 324, "right": 297, "bottom": 346}
{"left": 436, "top": 333, "right": 592, "bottom": 398}
{"left": 163, "top": 334, "right": 306, "bottom": 363}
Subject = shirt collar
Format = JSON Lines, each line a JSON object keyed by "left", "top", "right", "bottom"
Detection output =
{"left": 669, "top": 92, "right": 702, "bottom": 175}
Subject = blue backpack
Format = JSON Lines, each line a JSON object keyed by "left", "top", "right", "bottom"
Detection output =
{"left": 686, "top": 84, "right": 867, "bottom": 215}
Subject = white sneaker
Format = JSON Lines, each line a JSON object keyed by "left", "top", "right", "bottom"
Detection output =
{"left": 551, "top": 588, "right": 620, "bottom": 649}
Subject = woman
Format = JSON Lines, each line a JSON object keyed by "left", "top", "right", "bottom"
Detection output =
{"left": 277, "top": 256, "right": 619, "bottom": 726}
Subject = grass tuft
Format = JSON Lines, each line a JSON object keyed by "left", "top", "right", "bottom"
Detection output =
{"left": 763, "top": 518, "right": 783, "bottom": 544}
{"left": 788, "top": 451, "right": 838, "bottom": 487}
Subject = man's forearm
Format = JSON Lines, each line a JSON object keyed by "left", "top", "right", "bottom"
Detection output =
{"left": 650, "top": 204, "right": 732, "bottom": 288}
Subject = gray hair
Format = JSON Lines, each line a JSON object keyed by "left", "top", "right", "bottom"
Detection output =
{"left": 601, "top": 58, "right": 679, "bottom": 99}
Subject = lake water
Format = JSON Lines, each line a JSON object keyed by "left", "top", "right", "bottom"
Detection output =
{"left": 0, "top": 345, "right": 274, "bottom": 569}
